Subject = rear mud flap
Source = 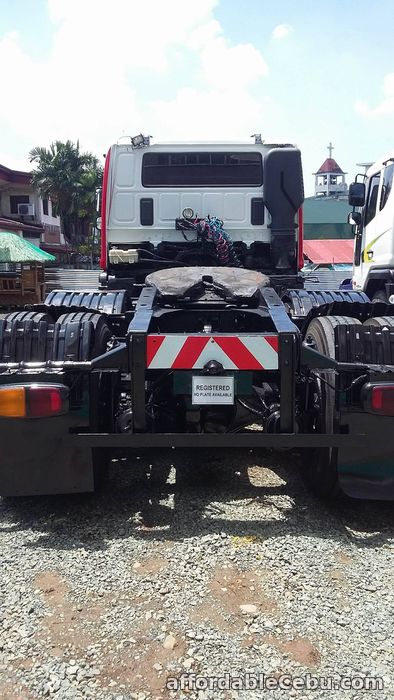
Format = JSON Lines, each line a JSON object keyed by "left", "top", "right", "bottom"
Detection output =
{"left": 1, "top": 413, "right": 93, "bottom": 497}
{"left": 338, "top": 413, "right": 394, "bottom": 500}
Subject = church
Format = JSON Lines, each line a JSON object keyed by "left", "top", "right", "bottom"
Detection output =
{"left": 303, "top": 142, "right": 353, "bottom": 240}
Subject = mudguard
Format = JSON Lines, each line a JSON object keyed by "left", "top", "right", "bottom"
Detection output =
{"left": 45, "top": 288, "right": 130, "bottom": 314}
{"left": 338, "top": 413, "right": 394, "bottom": 499}
{"left": 283, "top": 289, "right": 370, "bottom": 319}
{"left": 0, "top": 411, "right": 93, "bottom": 496}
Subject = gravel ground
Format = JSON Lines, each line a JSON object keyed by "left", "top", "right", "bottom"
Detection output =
{"left": 0, "top": 448, "right": 393, "bottom": 700}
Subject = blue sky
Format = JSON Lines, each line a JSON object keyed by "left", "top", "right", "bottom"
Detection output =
{"left": 0, "top": 0, "right": 393, "bottom": 194}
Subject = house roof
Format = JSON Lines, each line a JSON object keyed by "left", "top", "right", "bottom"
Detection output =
{"left": 0, "top": 217, "right": 44, "bottom": 235}
{"left": 0, "top": 163, "right": 31, "bottom": 186}
{"left": 41, "top": 243, "right": 69, "bottom": 254}
{"left": 315, "top": 158, "right": 345, "bottom": 175}
{"left": 303, "top": 239, "right": 353, "bottom": 264}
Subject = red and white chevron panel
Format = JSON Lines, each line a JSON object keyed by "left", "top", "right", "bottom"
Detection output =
{"left": 146, "top": 334, "right": 279, "bottom": 370}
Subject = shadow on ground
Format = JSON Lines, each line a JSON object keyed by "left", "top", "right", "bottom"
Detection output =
{"left": 0, "top": 448, "right": 393, "bottom": 551}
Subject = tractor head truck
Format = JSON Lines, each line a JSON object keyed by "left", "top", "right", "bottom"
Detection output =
{"left": 1, "top": 135, "right": 394, "bottom": 500}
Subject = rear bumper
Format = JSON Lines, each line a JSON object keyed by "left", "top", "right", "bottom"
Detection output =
{"left": 72, "top": 430, "right": 394, "bottom": 501}
{"left": 1, "top": 420, "right": 394, "bottom": 498}
{"left": 69, "top": 431, "right": 380, "bottom": 448}
{"left": 1, "top": 373, "right": 394, "bottom": 498}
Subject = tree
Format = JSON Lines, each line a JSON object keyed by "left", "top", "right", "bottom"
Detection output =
{"left": 29, "top": 140, "right": 102, "bottom": 248}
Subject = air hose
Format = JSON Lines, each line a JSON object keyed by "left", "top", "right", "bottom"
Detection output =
{"left": 196, "top": 217, "right": 241, "bottom": 267}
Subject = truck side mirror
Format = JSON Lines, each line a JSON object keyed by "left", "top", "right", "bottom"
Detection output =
{"left": 348, "top": 211, "right": 361, "bottom": 227}
{"left": 96, "top": 188, "right": 102, "bottom": 214}
{"left": 348, "top": 182, "right": 365, "bottom": 207}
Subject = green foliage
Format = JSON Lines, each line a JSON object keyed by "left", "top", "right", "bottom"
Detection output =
{"left": 75, "top": 229, "right": 100, "bottom": 261}
{"left": 29, "top": 140, "right": 102, "bottom": 247}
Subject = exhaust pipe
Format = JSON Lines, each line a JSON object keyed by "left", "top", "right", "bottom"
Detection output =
{"left": 263, "top": 147, "right": 304, "bottom": 271}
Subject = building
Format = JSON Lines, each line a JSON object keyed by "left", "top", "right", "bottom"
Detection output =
{"left": 0, "top": 163, "right": 68, "bottom": 260}
{"left": 303, "top": 143, "right": 353, "bottom": 240}
{"left": 313, "top": 142, "right": 348, "bottom": 198}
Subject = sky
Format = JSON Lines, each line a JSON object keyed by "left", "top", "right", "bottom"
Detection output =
{"left": 0, "top": 0, "right": 393, "bottom": 195}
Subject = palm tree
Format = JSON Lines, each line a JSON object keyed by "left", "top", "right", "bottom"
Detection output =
{"left": 29, "top": 141, "right": 102, "bottom": 247}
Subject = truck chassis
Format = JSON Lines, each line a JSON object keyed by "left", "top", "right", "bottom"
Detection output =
{"left": 1, "top": 275, "right": 394, "bottom": 500}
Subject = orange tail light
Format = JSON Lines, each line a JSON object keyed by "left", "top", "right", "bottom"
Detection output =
{"left": 0, "top": 384, "right": 68, "bottom": 418}
{"left": 0, "top": 387, "right": 26, "bottom": 417}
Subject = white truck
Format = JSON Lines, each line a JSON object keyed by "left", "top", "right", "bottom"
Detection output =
{"left": 1, "top": 135, "right": 394, "bottom": 501}
{"left": 349, "top": 152, "right": 394, "bottom": 302}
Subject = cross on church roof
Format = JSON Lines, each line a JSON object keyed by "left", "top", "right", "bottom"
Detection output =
{"left": 314, "top": 143, "right": 346, "bottom": 175}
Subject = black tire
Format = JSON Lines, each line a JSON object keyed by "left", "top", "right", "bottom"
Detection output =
{"left": 56, "top": 312, "right": 113, "bottom": 481}
{"left": 371, "top": 290, "right": 387, "bottom": 303}
{"left": 0, "top": 311, "right": 54, "bottom": 323}
{"left": 363, "top": 316, "right": 394, "bottom": 328}
{"left": 301, "top": 316, "right": 362, "bottom": 498}
{"left": 0, "top": 311, "right": 55, "bottom": 362}
{"left": 56, "top": 312, "right": 111, "bottom": 360}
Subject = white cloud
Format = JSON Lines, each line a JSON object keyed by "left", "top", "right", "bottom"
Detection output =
{"left": 355, "top": 73, "right": 394, "bottom": 117}
{"left": 272, "top": 24, "right": 293, "bottom": 40}
{"left": 151, "top": 88, "right": 274, "bottom": 141}
{"left": 200, "top": 37, "right": 268, "bottom": 89}
{"left": 0, "top": 148, "right": 32, "bottom": 173}
{"left": 0, "top": 0, "right": 270, "bottom": 166}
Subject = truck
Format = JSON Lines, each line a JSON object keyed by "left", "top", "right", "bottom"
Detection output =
{"left": 1, "top": 135, "right": 394, "bottom": 500}
{"left": 348, "top": 151, "right": 394, "bottom": 303}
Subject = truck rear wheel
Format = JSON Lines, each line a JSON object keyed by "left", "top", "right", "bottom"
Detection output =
{"left": 0, "top": 311, "right": 53, "bottom": 323}
{"left": 0, "top": 311, "right": 55, "bottom": 362}
{"left": 302, "top": 316, "right": 362, "bottom": 498}
{"left": 56, "top": 312, "right": 112, "bottom": 360}
{"left": 56, "top": 312, "right": 113, "bottom": 486}
{"left": 363, "top": 316, "right": 394, "bottom": 328}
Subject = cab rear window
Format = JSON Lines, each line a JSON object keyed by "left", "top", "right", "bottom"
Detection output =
{"left": 142, "top": 152, "right": 263, "bottom": 187}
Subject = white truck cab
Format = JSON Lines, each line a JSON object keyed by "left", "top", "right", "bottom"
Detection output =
{"left": 99, "top": 136, "right": 304, "bottom": 288}
{"left": 107, "top": 140, "right": 268, "bottom": 246}
{"left": 349, "top": 152, "right": 394, "bottom": 302}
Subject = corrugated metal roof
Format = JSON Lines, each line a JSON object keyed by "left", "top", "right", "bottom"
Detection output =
{"left": 303, "top": 239, "right": 353, "bottom": 264}
{"left": 303, "top": 269, "right": 350, "bottom": 290}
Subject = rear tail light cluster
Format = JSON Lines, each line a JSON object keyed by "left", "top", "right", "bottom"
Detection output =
{"left": 362, "top": 383, "right": 394, "bottom": 416}
{"left": 0, "top": 384, "right": 68, "bottom": 418}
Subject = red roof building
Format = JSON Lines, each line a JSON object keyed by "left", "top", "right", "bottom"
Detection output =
{"left": 304, "top": 239, "right": 353, "bottom": 264}
{"left": 315, "top": 158, "right": 345, "bottom": 175}
{"left": 313, "top": 142, "right": 348, "bottom": 198}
